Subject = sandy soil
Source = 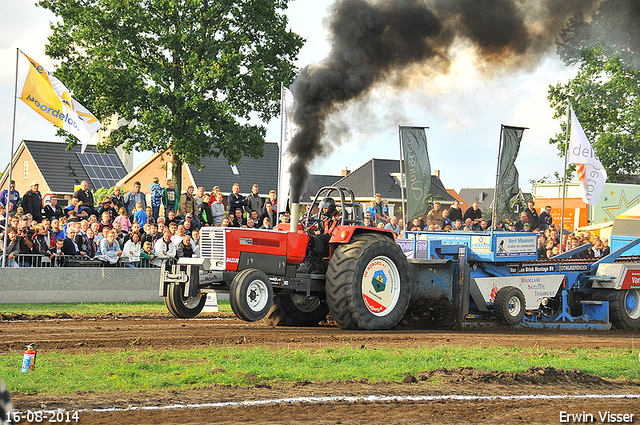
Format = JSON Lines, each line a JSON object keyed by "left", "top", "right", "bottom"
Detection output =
{"left": 1, "top": 313, "right": 639, "bottom": 424}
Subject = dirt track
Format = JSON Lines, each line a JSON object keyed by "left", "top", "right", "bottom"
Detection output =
{"left": 1, "top": 312, "right": 639, "bottom": 424}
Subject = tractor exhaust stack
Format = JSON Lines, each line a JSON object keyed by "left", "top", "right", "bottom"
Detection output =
{"left": 290, "top": 203, "right": 300, "bottom": 233}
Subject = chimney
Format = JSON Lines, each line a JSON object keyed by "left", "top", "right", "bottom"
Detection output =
{"left": 342, "top": 168, "right": 351, "bottom": 177}
{"left": 434, "top": 169, "right": 441, "bottom": 179}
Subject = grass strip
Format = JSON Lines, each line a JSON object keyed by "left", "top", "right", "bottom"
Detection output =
{"left": 1, "top": 345, "right": 637, "bottom": 395}
{"left": 0, "top": 302, "right": 231, "bottom": 315}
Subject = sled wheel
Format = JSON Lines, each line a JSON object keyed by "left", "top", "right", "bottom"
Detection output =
{"left": 325, "top": 233, "right": 411, "bottom": 330}
{"left": 164, "top": 282, "right": 206, "bottom": 318}
{"left": 229, "top": 269, "right": 273, "bottom": 322}
{"left": 494, "top": 286, "right": 526, "bottom": 326}
{"left": 265, "top": 292, "right": 329, "bottom": 327}
{"left": 600, "top": 289, "right": 640, "bottom": 331}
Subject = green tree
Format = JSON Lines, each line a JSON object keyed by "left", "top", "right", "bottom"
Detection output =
{"left": 39, "top": 0, "right": 303, "bottom": 189}
{"left": 547, "top": 0, "right": 640, "bottom": 183}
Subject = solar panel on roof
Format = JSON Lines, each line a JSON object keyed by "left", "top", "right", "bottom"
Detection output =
{"left": 106, "top": 155, "right": 118, "bottom": 166}
{"left": 76, "top": 152, "right": 127, "bottom": 189}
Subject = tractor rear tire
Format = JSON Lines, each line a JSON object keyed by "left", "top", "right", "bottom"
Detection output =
{"left": 229, "top": 269, "right": 273, "bottom": 322}
{"left": 265, "top": 292, "right": 329, "bottom": 327}
{"left": 494, "top": 286, "right": 526, "bottom": 326}
{"left": 325, "top": 233, "right": 411, "bottom": 330}
{"left": 597, "top": 289, "right": 640, "bottom": 331}
{"left": 164, "top": 283, "right": 206, "bottom": 318}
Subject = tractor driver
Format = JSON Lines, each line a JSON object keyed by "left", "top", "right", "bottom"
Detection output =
{"left": 307, "top": 197, "right": 340, "bottom": 273}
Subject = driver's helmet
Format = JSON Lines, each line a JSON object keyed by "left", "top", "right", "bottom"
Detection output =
{"left": 319, "top": 197, "right": 336, "bottom": 216}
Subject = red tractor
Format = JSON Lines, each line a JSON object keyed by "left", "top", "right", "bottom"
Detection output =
{"left": 159, "top": 187, "right": 411, "bottom": 330}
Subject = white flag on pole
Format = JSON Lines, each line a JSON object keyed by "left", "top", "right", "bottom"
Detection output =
{"left": 277, "top": 87, "right": 295, "bottom": 217}
{"left": 567, "top": 108, "right": 607, "bottom": 206}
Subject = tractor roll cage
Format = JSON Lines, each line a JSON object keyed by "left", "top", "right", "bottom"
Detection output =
{"left": 305, "top": 186, "right": 364, "bottom": 227}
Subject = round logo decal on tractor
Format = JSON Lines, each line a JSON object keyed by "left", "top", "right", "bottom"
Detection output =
{"left": 361, "top": 256, "right": 400, "bottom": 316}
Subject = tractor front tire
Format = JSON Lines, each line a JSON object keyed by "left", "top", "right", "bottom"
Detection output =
{"left": 164, "top": 283, "right": 206, "bottom": 319}
{"left": 265, "top": 292, "right": 329, "bottom": 327}
{"left": 494, "top": 286, "right": 526, "bottom": 326}
{"left": 229, "top": 269, "right": 273, "bottom": 322}
{"left": 325, "top": 233, "right": 411, "bottom": 330}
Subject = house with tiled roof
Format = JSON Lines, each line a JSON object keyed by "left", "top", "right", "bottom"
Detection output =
{"left": 118, "top": 143, "right": 344, "bottom": 200}
{"left": 446, "top": 188, "right": 467, "bottom": 209}
{"left": 329, "top": 158, "right": 456, "bottom": 218}
{"left": 117, "top": 143, "right": 282, "bottom": 196}
{"left": 0, "top": 140, "right": 129, "bottom": 204}
{"left": 333, "top": 158, "right": 454, "bottom": 201}
{"left": 300, "top": 174, "right": 343, "bottom": 201}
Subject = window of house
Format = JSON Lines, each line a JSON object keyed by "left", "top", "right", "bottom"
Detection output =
{"left": 23, "top": 161, "right": 28, "bottom": 179}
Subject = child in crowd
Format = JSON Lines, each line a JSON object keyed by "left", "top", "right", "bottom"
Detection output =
{"left": 94, "top": 226, "right": 106, "bottom": 244}
{"left": 51, "top": 238, "right": 65, "bottom": 267}
{"left": 133, "top": 202, "right": 148, "bottom": 226}
{"left": 149, "top": 176, "right": 163, "bottom": 222}
{"left": 114, "top": 207, "right": 131, "bottom": 232}
{"left": 141, "top": 224, "right": 154, "bottom": 246}
{"left": 97, "top": 211, "right": 113, "bottom": 234}
{"left": 145, "top": 206, "right": 155, "bottom": 225}
{"left": 140, "top": 241, "right": 155, "bottom": 266}
{"left": 166, "top": 210, "right": 178, "bottom": 226}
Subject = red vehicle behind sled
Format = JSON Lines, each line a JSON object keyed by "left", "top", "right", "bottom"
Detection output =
{"left": 159, "top": 187, "right": 411, "bottom": 330}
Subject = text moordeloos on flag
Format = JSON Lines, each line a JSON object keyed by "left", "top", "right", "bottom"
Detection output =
{"left": 19, "top": 51, "right": 101, "bottom": 153}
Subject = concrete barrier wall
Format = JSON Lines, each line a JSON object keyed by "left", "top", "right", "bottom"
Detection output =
{"left": 0, "top": 268, "right": 162, "bottom": 304}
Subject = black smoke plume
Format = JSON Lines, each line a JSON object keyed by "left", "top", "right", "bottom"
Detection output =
{"left": 288, "top": 0, "right": 604, "bottom": 202}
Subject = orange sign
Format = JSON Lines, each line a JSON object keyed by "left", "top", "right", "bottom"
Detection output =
{"left": 535, "top": 198, "right": 588, "bottom": 231}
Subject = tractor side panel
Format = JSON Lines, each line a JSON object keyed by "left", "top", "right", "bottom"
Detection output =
{"left": 286, "top": 231, "right": 309, "bottom": 265}
{"left": 238, "top": 252, "right": 288, "bottom": 275}
{"left": 595, "top": 263, "right": 640, "bottom": 290}
{"left": 224, "top": 228, "right": 290, "bottom": 271}
{"left": 470, "top": 275, "right": 564, "bottom": 311}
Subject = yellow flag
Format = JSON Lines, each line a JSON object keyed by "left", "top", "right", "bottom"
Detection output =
{"left": 20, "top": 51, "right": 101, "bottom": 152}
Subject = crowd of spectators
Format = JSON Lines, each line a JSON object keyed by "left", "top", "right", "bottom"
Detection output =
{"left": 0, "top": 178, "right": 610, "bottom": 266}
{"left": 0, "top": 179, "right": 286, "bottom": 267}
{"left": 407, "top": 198, "right": 611, "bottom": 259}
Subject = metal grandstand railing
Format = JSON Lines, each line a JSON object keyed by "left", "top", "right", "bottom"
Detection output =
{"left": 5, "top": 253, "right": 177, "bottom": 268}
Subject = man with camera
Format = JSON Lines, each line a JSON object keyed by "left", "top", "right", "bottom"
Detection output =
{"left": 3, "top": 226, "right": 32, "bottom": 267}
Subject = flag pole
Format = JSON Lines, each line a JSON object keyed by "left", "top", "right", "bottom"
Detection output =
{"left": 3, "top": 48, "right": 20, "bottom": 267}
{"left": 491, "top": 125, "right": 505, "bottom": 237}
{"left": 398, "top": 126, "right": 407, "bottom": 233}
{"left": 559, "top": 102, "right": 571, "bottom": 253}
{"left": 277, "top": 82, "right": 283, "bottom": 219}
